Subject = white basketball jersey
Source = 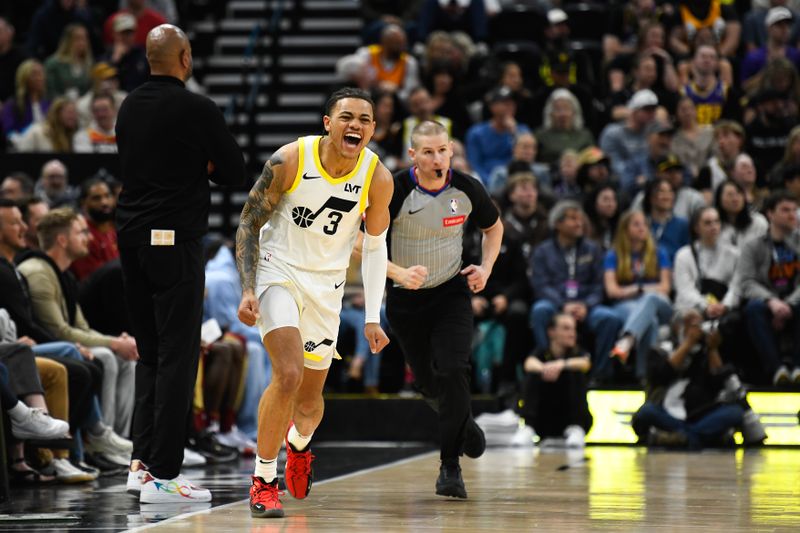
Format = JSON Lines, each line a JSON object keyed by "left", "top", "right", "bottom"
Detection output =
{"left": 259, "top": 135, "right": 378, "bottom": 272}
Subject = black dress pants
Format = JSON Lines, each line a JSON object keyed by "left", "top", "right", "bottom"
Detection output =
{"left": 386, "top": 275, "right": 474, "bottom": 461}
{"left": 120, "top": 238, "right": 204, "bottom": 479}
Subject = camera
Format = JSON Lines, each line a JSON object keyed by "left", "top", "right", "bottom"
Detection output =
{"left": 700, "top": 320, "right": 718, "bottom": 335}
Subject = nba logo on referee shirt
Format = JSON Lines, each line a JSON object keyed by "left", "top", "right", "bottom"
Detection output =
{"left": 449, "top": 198, "right": 458, "bottom": 214}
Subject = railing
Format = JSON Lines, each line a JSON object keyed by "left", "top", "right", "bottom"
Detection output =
{"left": 224, "top": 0, "right": 304, "bottom": 173}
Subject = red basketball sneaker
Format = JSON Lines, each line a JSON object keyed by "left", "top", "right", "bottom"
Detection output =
{"left": 250, "top": 476, "right": 284, "bottom": 518}
{"left": 284, "top": 425, "right": 315, "bottom": 499}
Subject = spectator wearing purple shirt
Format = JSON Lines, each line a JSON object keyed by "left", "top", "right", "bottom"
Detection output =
{"left": 741, "top": 7, "right": 800, "bottom": 89}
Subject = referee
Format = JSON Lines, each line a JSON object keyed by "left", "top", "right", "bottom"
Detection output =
{"left": 115, "top": 25, "right": 245, "bottom": 503}
{"left": 385, "top": 120, "right": 502, "bottom": 499}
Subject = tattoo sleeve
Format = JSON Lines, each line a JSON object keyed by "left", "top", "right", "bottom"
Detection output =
{"left": 235, "top": 152, "right": 283, "bottom": 293}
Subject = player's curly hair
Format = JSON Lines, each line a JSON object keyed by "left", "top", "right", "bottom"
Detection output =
{"left": 324, "top": 87, "right": 374, "bottom": 117}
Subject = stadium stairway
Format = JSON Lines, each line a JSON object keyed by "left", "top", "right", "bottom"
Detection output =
{"left": 195, "top": 0, "right": 361, "bottom": 168}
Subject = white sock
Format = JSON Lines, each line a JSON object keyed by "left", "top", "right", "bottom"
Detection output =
{"left": 287, "top": 425, "right": 313, "bottom": 451}
{"left": 254, "top": 455, "right": 278, "bottom": 482}
{"left": 7, "top": 401, "right": 28, "bottom": 421}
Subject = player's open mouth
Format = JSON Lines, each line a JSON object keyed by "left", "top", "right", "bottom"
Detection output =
{"left": 343, "top": 133, "right": 361, "bottom": 147}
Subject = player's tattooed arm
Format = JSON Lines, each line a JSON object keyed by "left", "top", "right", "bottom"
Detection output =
{"left": 235, "top": 151, "right": 285, "bottom": 293}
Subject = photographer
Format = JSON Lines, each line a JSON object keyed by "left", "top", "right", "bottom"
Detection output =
{"left": 631, "top": 309, "right": 748, "bottom": 449}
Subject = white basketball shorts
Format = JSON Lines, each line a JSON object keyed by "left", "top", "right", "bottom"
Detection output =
{"left": 255, "top": 252, "right": 345, "bottom": 370}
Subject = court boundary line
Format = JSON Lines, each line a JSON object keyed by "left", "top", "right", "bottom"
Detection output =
{"left": 124, "top": 449, "right": 437, "bottom": 532}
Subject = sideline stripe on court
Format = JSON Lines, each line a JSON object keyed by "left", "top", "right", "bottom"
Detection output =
{"left": 124, "top": 449, "right": 438, "bottom": 532}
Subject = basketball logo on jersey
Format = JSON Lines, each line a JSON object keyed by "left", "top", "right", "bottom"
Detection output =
{"left": 291, "top": 196, "right": 358, "bottom": 235}
{"left": 304, "top": 338, "right": 334, "bottom": 353}
{"left": 449, "top": 198, "right": 459, "bottom": 214}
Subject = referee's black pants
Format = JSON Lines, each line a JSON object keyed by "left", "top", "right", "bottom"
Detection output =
{"left": 120, "top": 239, "right": 204, "bottom": 480}
{"left": 387, "top": 275, "right": 474, "bottom": 461}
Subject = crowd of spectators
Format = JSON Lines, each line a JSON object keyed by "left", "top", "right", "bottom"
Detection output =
{"left": 0, "top": 155, "right": 265, "bottom": 485}
{"left": 349, "top": 0, "right": 800, "bottom": 448}
{"left": 3, "top": 0, "right": 800, "bottom": 464}
{"left": 0, "top": 0, "right": 191, "bottom": 154}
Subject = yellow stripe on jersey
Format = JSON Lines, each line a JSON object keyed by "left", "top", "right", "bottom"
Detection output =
{"left": 303, "top": 351, "right": 324, "bottom": 362}
{"left": 359, "top": 155, "right": 379, "bottom": 213}
{"left": 286, "top": 137, "right": 305, "bottom": 194}
{"left": 312, "top": 135, "right": 366, "bottom": 184}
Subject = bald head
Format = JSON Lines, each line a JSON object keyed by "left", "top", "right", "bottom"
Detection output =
{"left": 146, "top": 24, "right": 193, "bottom": 81}
{"left": 381, "top": 24, "right": 406, "bottom": 58}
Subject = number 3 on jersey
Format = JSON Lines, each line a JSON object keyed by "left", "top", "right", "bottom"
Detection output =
{"left": 324, "top": 211, "right": 343, "bottom": 234}
{"left": 291, "top": 196, "right": 358, "bottom": 235}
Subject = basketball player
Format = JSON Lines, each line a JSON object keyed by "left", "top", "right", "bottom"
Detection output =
{"left": 236, "top": 87, "right": 393, "bottom": 518}
{"left": 383, "top": 120, "right": 501, "bottom": 498}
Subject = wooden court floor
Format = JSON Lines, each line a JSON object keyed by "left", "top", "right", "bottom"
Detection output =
{"left": 132, "top": 447, "right": 800, "bottom": 532}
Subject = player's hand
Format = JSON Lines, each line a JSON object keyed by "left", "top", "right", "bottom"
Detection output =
{"left": 461, "top": 264, "right": 489, "bottom": 293}
{"left": 207, "top": 161, "right": 215, "bottom": 174}
{"left": 238, "top": 291, "right": 260, "bottom": 327}
{"left": 364, "top": 323, "right": 390, "bottom": 354}
{"left": 400, "top": 265, "right": 428, "bottom": 290}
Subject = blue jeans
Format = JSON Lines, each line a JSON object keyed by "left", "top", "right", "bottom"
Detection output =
{"left": 744, "top": 299, "right": 800, "bottom": 376}
{"left": 611, "top": 293, "right": 674, "bottom": 378}
{"left": 339, "top": 306, "right": 387, "bottom": 388}
{"left": 237, "top": 340, "right": 271, "bottom": 440}
{"left": 530, "top": 299, "right": 623, "bottom": 379}
{"left": 632, "top": 401, "right": 744, "bottom": 449}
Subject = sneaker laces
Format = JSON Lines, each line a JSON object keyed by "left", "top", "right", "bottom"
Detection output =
{"left": 251, "top": 477, "right": 284, "bottom": 507}
{"left": 286, "top": 447, "right": 315, "bottom": 477}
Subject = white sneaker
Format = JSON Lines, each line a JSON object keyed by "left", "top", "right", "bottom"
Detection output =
{"left": 217, "top": 426, "right": 256, "bottom": 454}
{"left": 792, "top": 367, "right": 800, "bottom": 385}
{"left": 564, "top": 425, "right": 586, "bottom": 448}
{"left": 106, "top": 430, "right": 134, "bottom": 453}
{"left": 100, "top": 451, "right": 132, "bottom": 468}
{"left": 538, "top": 437, "right": 566, "bottom": 448}
{"left": 85, "top": 426, "right": 133, "bottom": 455}
{"left": 76, "top": 461, "right": 100, "bottom": 478}
{"left": 773, "top": 365, "right": 791, "bottom": 386}
{"left": 139, "top": 472, "right": 212, "bottom": 503}
{"left": 10, "top": 407, "right": 69, "bottom": 440}
{"left": 51, "top": 458, "right": 96, "bottom": 483}
{"left": 509, "top": 425, "right": 536, "bottom": 447}
{"left": 182, "top": 447, "right": 206, "bottom": 468}
{"left": 214, "top": 431, "right": 239, "bottom": 450}
{"left": 475, "top": 409, "right": 519, "bottom": 428}
{"left": 127, "top": 463, "right": 148, "bottom": 494}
